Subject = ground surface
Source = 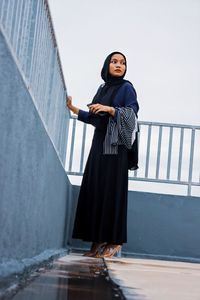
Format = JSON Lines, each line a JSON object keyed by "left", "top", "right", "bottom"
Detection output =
{"left": 106, "top": 256, "right": 200, "bottom": 300}
{"left": 5, "top": 253, "right": 200, "bottom": 300}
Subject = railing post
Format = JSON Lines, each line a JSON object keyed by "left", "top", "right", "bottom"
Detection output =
{"left": 68, "top": 118, "right": 76, "bottom": 172}
{"left": 145, "top": 124, "right": 152, "bottom": 178}
{"left": 187, "top": 128, "right": 195, "bottom": 196}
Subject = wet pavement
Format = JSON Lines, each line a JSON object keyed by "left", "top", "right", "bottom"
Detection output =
{"left": 9, "top": 254, "right": 124, "bottom": 300}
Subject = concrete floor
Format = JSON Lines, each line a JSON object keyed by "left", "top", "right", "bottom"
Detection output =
{"left": 106, "top": 256, "right": 200, "bottom": 300}
{"left": 8, "top": 253, "right": 200, "bottom": 300}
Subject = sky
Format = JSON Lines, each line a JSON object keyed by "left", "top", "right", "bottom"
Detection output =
{"left": 48, "top": 0, "right": 200, "bottom": 126}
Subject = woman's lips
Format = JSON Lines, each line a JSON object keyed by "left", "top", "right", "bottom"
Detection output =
{"left": 115, "top": 69, "right": 122, "bottom": 73}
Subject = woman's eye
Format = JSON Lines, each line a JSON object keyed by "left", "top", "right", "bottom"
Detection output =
{"left": 111, "top": 60, "right": 117, "bottom": 64}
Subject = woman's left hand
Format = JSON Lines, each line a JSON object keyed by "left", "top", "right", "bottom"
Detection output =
{"left": 88, "top": 104, "right": 115, "bottom": 116}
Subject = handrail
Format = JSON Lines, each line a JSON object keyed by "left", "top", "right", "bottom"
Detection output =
{"left": 66, "top": 115, "right": 200, "bottom": 196}
{"left": 0, "top": 0, "right": 69, "bottom": 165}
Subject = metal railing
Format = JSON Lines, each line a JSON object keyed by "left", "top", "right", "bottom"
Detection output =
{"left": 66, "top": 116, "right": 200, "bottom": 196}
{"left": 0, "top": 0, "right": 69, "bottom": 164}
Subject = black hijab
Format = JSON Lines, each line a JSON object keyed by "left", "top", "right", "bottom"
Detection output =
{"left": 101, "top": 51, "right": 127, "bottom": 84}
{"left": 91, "top": 51, "right": 129, "bottom": 106}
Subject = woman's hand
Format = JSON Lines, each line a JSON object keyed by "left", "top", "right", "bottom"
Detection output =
{"left": 66, "top": 95, "right": 72, "bottom": 110}
{"left": 88, "top": 104, "right": 115, "bottom": 116}
{"left": 66, "top": 96, "right": 79, "bottom": 115}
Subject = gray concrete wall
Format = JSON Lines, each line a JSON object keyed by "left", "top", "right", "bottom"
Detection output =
{"left": 71, "top": 185, "right": 200, "bottom": 261}
{"left": 0, "top": 30, "right": 71, "bottom": 263}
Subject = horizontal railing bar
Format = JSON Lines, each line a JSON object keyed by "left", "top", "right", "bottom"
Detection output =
{"left": 128, "top": 177, "right": 199, "bottom": 185}
{"left": 137, "top": 121, "right": 200, "bottom": 130}
{"left": 69, "top": 115, "right": 200, "bottom": 130}
{"left": 67, "top": 171, "right": 200, "bottom": 186}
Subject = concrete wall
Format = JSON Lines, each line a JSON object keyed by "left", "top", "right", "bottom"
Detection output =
{"left": 71, "top": 185, "right": 200, "bottom": 261}
{"left": 0, "top": 30, "right": 71, "bottom": 264}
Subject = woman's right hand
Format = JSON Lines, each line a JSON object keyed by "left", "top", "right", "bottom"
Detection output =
{"left": 66, "top": 95, "right": 73, "bottom": 110}
{"left": 66, "top": 95, "right": 79, "bottom": 115}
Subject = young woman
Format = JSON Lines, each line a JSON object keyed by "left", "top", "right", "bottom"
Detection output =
{"left": 67, "top": 51, "right": 139, "bottom": 258}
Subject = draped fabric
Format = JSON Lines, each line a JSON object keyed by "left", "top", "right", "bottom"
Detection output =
{"left": 103, "top": 107, "right": 138, "bottom": 155}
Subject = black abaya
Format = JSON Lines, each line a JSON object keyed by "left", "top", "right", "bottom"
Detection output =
{"left": 72, "top": 121, "right": 129, "bottom": 244}
{"left": 72, "top": 52, "right": 139, "bottom": 245}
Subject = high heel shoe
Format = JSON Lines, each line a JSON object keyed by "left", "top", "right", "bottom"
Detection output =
{"left": 83, "top": 242, "right": 107, "bottom": 257}
{"left": 96, "top": 244, "right": 121, "bottom": 258}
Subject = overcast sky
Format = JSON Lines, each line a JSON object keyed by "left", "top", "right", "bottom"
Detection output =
{"left": 48, "top": 0, "right": 200, "bottom": 126}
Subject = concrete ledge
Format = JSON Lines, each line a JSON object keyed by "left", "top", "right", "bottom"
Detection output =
{"left": 0, "top": 248, "right": 69, "bottom": 299}
{"left": 70, "top": 185, "right": 200, "bottom": 261}
{"left": 0, "top": 27, "right": 71, "bottom": 263}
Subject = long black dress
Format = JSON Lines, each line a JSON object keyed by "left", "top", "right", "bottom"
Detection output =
{"left": 72, "top": 81, "right": 139, "bottom": 245}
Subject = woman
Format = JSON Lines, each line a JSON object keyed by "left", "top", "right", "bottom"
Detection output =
{"left": 67, "top": 51, "right": 139, "bottom": 258}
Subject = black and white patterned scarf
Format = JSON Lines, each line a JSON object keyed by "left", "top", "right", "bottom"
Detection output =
{"left": 103, "top": 107, "right": 138, "bottom": 154}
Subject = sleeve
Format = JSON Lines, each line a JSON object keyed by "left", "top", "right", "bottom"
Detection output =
{"left": 78, "top": 109, "right": 91, "bottom": 124}
{"left": 78, "top": 109, "right": 101, "bottom": 127}
{"left": 123, "top": 84, "right": 139, "bottom": 115}
{"left": 77, "top": 84, "right": 103, "bottom": 125}
{"left": 112, "top": 83, "right": 139, "bottom": 122}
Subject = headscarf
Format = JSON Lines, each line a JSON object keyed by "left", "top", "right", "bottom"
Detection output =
{"left": 91, "top": 51, "right": 129, "bottom": 106}
{"left": 101, "top": 51, "right": 127, "bottom": 84}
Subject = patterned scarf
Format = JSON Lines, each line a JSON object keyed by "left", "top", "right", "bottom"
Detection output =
{"left": 103, "top": 107, "right": 138, "bottom": 154}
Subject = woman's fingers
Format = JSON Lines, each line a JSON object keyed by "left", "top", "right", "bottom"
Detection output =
{"left": 66, "top": 96, "right": 72, "bottom": 108}
{"left": 89, "top": 104, "right": 108, "bottom": 113}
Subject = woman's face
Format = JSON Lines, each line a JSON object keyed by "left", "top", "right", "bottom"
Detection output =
{"left": 109, "top": 53, "right": 126, "bottom": 77}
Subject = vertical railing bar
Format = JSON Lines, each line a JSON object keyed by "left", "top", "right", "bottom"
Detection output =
{"left": 145, "top": 125, "right": 152, "bottom": 178}
{"left": 156, "top": 125, "right": 162, "bottom": 179}
{"left": 0, "top": 0, "right": 5, "bottom": 21}
{"left": 23, "top": 0, "right": 31, "bottom": 77}
{"left": 40, "top": 3, "right": 48, "bottom": 108}
{"left": 187, "top": 128, "right": 195, "bottom": 196}
{"left": 12, "top": 0, "right": 20, "bottom": 52}
{"left": 16, "top": 0, "right": 25, "bottom": 57}
{"left": 2, "top": 0, "right": 9, "bottom": 27}
{"left": 34, "top": 1, "right": 43, "bottom": 104}
{"left": 42, "top": 12, "right": 49, "bottom": 110}
{"left": 80, "top": 123, "right": 87, "bottom": 173}
{"left": 37, "top": 5, "right": 44, "bottom": 108}
{"left": 5, "top": 0, "right": 12, "bottom": 39}
{"left": 177, "top": 128, "right": 184, "bottom": 181}
{"left": 10, "top": 1, "right": 16, "bottom": 39}
{"left": 166, "top": 127, "right": 173, "bottom": 180}
{"left": 10, "top": 0, "right": 18, "bottom": 46}
{"left": 23, "top": 0, "right": 31, "bottom": 73}
{"left": 20, "top": 0, "right": 29, "bottom": 68}
{"left": 31, "top": 0, "right": 42, "bottom": 94}
{"left": 68, "top": 118, "right": 76, "bottom": 172}
{"left": 29, "top": 0, "right": 40, "bottom": 86}
{"left": 14, "top": 0, "right": 23, "bottom": 54}
{"left": 18, "top": 0, "right": 26, "bottom": 61}
{"left": 4, "top": 0, "right": 9, "bottom": 30}
{"left": 133, "top": 124, "right": 141, "bottom": 177}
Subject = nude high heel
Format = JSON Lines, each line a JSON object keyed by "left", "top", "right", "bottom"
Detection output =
{"left": 83, "top": 242, "right": 107, "bottom": 257}
{"left": 95, "top": 244, "right": 121, "bottom": 258}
